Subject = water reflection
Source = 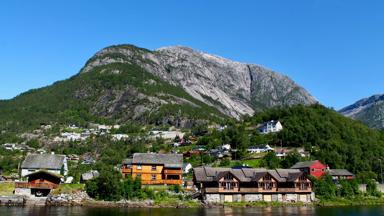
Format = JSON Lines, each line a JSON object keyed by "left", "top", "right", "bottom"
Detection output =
{"left": 0, "top": 206, "right": 383, "bottom": 216}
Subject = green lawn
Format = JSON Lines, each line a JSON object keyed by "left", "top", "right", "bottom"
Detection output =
{"left": 242, "top": 159, "right": 263, "bottom": 168}
{"left": 0, "top": 182, "right": 15, "bottom": 196}
{"left": 51, "top": 183, "right": 85, "bottom": 195}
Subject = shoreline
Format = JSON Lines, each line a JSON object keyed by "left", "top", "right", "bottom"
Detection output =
{"left": 3, "top": 194, "right": 384, "bottom": 208}
{"left": 44, "top": 198, "right": 384, "bottom": 209}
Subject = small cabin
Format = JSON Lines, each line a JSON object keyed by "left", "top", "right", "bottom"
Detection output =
{"left": 15, "top": 170, "right": 61, "bottom": 197}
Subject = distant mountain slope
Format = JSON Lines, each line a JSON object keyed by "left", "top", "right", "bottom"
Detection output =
{"left": 339, "top": 94, "right": 384, "bottom": 129}
{"left": 0, "top": 44, "right": 316, "bottom": 132}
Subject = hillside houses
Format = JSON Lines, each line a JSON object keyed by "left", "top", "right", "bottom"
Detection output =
{"left": 247, "top": 144, "right": 274, "bottom": 153}
{"left": 258, "top": 120, "right": 283, "bottom": 134}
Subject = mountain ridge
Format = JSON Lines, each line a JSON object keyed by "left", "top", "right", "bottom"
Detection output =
{"left": 0, "top": 44, "right": 317, "bottom": 132}
{"left": 339, "top": 94, "right": 384, "bottom": 129}
{"left": 80, "top": 44, "right": 316, "bottom": 119}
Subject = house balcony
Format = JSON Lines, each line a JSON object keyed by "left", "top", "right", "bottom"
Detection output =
{"left": 121, "top": 167, "right": 132, "bottom": 174}
{"left": 164, "top": 169, "right": 182, "bottom": 175}
{"left": 277, "top": 188, "right": 312, "bottom": 193}
{"left": 141, "top": 179, "right": 183, "bottom": 185}
{"left": 15, "top": 182, "right": 58, "bottom": 190}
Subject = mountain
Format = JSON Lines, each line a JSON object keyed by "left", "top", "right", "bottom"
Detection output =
{"left": 339, "top": 94, "right": 384, "bottom": 129}
{"left": 81, "top": 45, "right": 316, "bottom": 117}
{"left": 0, "top": 44, "right": 316, "bottom": 132}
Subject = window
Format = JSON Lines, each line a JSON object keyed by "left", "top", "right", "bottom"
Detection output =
{"left": 263, "top": 175, "right": 272, "bottom": 181}
{"left": 151, "top": 174, "right": 156, "bottom": 180}
{"left": 151, "top": 165, "right": 156, "bottom": 171}
{"left": 264, "top": 182, "right": 273, "bottom": 190}
{"left": 311, "top": 168, "right": 315, "bottom": 172}
{"left": 136, "top": 174, "right": 141, "bottom": 178}
{"left": 299, "top": 183, "right": 308, "bottom": 190}
{"left": 137, "top": 165, "right": 142, "bottom": 170}
{"left": 299, "top": 175, "right": 306, "bottom": 181}
{"left": 224, "top": 173, "right": 232, "bottom": 180}
{"left": 222, "top": 182, "right": 237, "bottom": 190}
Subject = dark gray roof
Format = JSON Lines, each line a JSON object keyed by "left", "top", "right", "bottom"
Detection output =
{"left": 291, "top": 160, "right": 319, "bottom": 169}
{"left": 328, "top": 169, "right": 354, "bottom": 176}
{"left": 193, "top": 167, "right": 305, "bottom": 183}
{"left": 21, "top": 154, "right": 66, "bottom": 170}
{"left": 122, "top": 159, "right": 132, "bottom": 165}
{"left": 24, "top": 170, "right": 62, "bottom": 179}
{"left": 132, "top": 153, "right": 183, "bottom": 168}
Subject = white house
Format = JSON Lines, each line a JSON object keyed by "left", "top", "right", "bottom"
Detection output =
{"left": 20, "top": 154, "right": 68, "bottom": 178}
{"left": 247, "top": 144, "right": 274, "bottom": 153}
{"left": 258, "top": 120, "right": 283, "bottom": 134}
{"left": 219, "top": 144, "right": 231, "bottom": 152}
{"left": 183, "top": 163, "right": 193, "bottom": 174}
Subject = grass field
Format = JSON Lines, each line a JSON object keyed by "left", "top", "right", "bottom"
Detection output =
{"left": 51, "top": 183, "right": 85, "bottom": 195}
{"left": 0, "top": 182, "right": 15, "bottom": 196}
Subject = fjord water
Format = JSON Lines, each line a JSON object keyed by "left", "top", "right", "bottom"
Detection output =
{"left": 1, "top": 207, "right": 384, "bottom": 216}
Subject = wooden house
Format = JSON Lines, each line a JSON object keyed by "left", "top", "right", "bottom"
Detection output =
{"left": 122, "top": 153, "right": 183, "bottom": 185}
{"left": 20, "top": 154, "right": 68, "bottom": 177}
{"left": 328, "top": 169, "right": 354, "bottom": 182}
{"left": 193, "top": 167, "right": 313, "bottom": 203}
{"left": 15, "top": 170, "right": 61, "bottom": 197}
{"left": 291, "top": 160, "right": 327, "bottom": 179}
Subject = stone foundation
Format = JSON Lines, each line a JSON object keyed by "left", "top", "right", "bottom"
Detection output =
{"left": 204, "top": 193, "right": 314, "bottom": 203}
{"left": 14, "top": 188, "right": 31, "bottom": 196}
{"left": 205, "top": 194, "right": 221, "bottom": 203}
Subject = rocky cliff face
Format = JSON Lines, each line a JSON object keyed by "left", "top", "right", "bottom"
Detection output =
{"left": 81, "top": 45, "right": 316, "bottom": 119}
{"left": 339, "top": 94, "right": 384, "bottom": 129}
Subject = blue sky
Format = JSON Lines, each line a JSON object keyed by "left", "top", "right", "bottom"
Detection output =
{"left": 0, "top": 0, "right": 383, "bottom": 109}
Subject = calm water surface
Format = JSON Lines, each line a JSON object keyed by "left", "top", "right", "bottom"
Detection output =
{"left": 1, "top": 206, "right": 384, "bottom": 216}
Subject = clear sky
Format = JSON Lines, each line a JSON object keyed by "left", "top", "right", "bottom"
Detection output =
{"left": 0, "top": 0, "right": 383, "bottom": 109}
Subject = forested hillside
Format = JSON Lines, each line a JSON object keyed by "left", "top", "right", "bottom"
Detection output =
{"left": 0, "top": 62, "right": 224, "bottom": 134}
{"left": 248, "top": 104, "right": 384, "bottom": 176}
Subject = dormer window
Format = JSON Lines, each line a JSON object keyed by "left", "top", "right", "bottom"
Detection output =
{"left": 224, "top": 173, "right": 233, "bottom": 180}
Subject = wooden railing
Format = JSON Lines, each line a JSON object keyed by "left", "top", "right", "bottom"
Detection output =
{"left": 121, "top": 167, "right": 132, "bottom": 174}
{"left": 277, "top": 188, "right": 312, "bottom": 193}
{"left": 164, "top": 169, "right": 182, "bottom": 175}
{"left": 15, "top": 182, "right": 58, "bottom": 189}
{"left": 141, "top": 179, "right": 182, "bottom": 185}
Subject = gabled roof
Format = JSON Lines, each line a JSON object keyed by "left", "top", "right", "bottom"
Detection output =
{"left": 291, "top": 160, "right": 322, "bottom": 169}
{"left": 214, "top": 171, "right": 241, "bottom": 181}
{"left": 193, "top": 167, "right": 305, "bottom": 183}
{"left": 24, "top": 170, "right": 62, "bottom": 179}
{"left": 21, "top": 154, "right": 66, "bottom": 170}
{"left": 132, "top": 153, "right": 183, "bottom": 168}
{"left": 328, "top": 169, "right": 354, "bottom": 176}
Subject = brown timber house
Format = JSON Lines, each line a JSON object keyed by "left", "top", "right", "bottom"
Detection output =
{"left": 193, "top": 167, "right": 314, "bottom": 203}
